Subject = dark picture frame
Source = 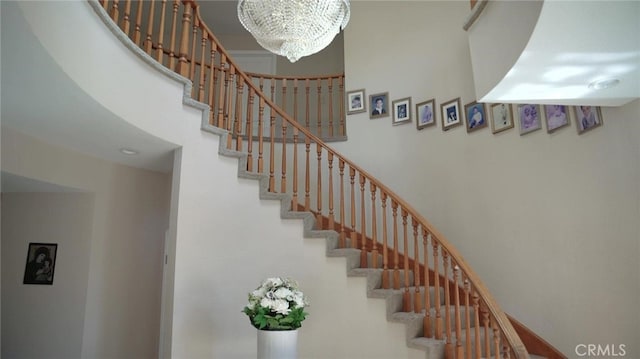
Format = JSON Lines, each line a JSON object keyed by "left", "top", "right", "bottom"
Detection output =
{"left": 23, "top": 242, "right": 58, "bottom": 285}
{"left": 392, "top": 97, "right": 412, "bottom": 125}
{"left": 544, "top": 104, "right": 570, "bottom": 133}
{"left": 464, "top": 101, "right": 488, "bottom": 133}
{"left": 490, "top": 103, "right": 514, "bottom": 134}
{"left": 416, "top": 99, "right": 436, "bottom": 130}
{"left": 440, "top": 97, "right": 462, "bottom": 131}
{"left": 346, "top": 89, "right": 366, "bottom": 115}
{"left": 517, "top": 104, "right": 542, "bottom": 136}
{"left": 369, "top": 92, "right": 389, "bottom": 119}
{"left": 574, "top": 105, "right": 603, "bottom": 135}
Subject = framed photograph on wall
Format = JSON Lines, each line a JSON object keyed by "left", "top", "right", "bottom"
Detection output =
{"left": 517, "top": 104, "right": 542, "bottom": 136}
{"left": 369, "top": 92, "right": 389, "bottom": 119}
{"left": 544, "top": 105, "right": 570, "bottom": 133}
{"left": 392, "top": 97, "right": 412, "bottom": 125}
{"left": 440, "top": 97, "right": 462, "bottom": 131}
{"left": 23, "top": 242, "right": 58, "bottom": 285}
{"left": 490, "top": 103, "right": 514, "bottom": 134}
{"left": 346, "top": 89, "right": 366, "bottom": 115}
{"left": 464, "top": 101, "right": 488, "bottom": 133}
{"left": 574, "top": 105, "right": 603, "bottom": 134}
{"left": 415, "top": 99, "right": 436, "bottom": 130}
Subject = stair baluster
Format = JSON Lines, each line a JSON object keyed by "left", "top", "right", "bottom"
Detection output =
{"left": 207, "top": 42, "right": 217, "bottom": 126}
{"left": 292, "top": 127, "right": 299, "bottom": 209}
{"left": 246, "top": 88, "right": 254, "bottom": 171}
{"left": 225, "top": 65, "right": 235, "bottom": 149}
{"left": 280, "top": 114, "right": 288, "bottom": 192}
{"left": 327, "top": 153, "right": 335, "bottom": 229}
{"left": 423, "top": 229, "right": 432, "bottom": 338}
{"left": 472, "top": 290, "right": 481, "bottom": 359}
{"left": 482, "top": 304, "right": 491, "bottom": 357}
{"left": 304, "top": 139, "right": 311, "bottom": 210}
{"left": 338, "top": 160, "right": 347, "bottom": 248}
{"left": 167, "top": 0, "right": 179, "bottom": 69}
{"left": 349, "top": 167, "right": 357, "bottom": 247}
{"left": 109, "top": 0, "right": 119, "bottom": 24}
{"left": 381, "top": 193, "right": 390, "bottom": 289}
{"left": 443, "top": 250, "right": 453, "bottom": 358}
{"left": 196, "top": 30, "right": 206, "bottom": 102}
{"left": 258, "top": 96, "right": 265, "bottom": 173}
{"left": 122, "top": 0, "right": 132, "bottom": 36}
{"left": 391, "top": 200, "right": 400, "bottom": 290}
{"left": 463, "top": 277, "right": 472, "bottom": 359}
{"left": 493, "top": 323, "right": 501, "bottom": 359}
{"left": 234, "top": 73, "right": 244, "bottom": 152}
{"left": 315, "top": 144, "right": 322, "bottom": 226}
{"left": 412, "top": 218, "right": 422, "bottom": 313}
{"left": 454, "top": 263, "right": 463, "bottom": 359}
{"left": 369, "top": 183, "right": 379, "bottom": 269}
{"left": 156, "top": 0, "right": 167, "bottom": 62}
{"left": 401, "top": 209, "right": 410, "bottom": 311}
{"left": 359, "top": 174, "right": 368, "bottom": 267}
{"left": 327, "top": 78, "right": 334, "bottom": 137}
{"left": 432, "top": 241, "right": 443, "bottom": 340}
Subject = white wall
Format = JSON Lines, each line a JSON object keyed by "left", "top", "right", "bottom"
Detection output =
{"left": 2, "top": 192, "right": 94, "bottom": 359}
{"left": 8, "top": 1, "right": 639, "bottom": 358}
{"left": 1, "top": 128, "right": 171, "bottom": 358}
{"left": 338, "top": 1, "right": 640, "bottom": 357}
{"left": 169, "top": 129, "right": 426, "bottom": 359}
{"left": 5, "top": 2, "right": 435, "bottom": 358}
{"left": 467, "top": 1, "right": 542, "bottom": 101}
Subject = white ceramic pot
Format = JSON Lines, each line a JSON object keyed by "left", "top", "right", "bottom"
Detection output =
{"left": 257, "top": 329, "right": 298, "bottom": 359}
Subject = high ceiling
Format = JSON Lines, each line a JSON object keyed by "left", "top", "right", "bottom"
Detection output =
{"left": 2, "top": 1, "right": 638, "bottom": 193}
{"left": 472, "top": 0, "right": 640, "bottom": 107}
{"left": 200, "top": 0, "right": 640, "bottom": 107}
{"left": 1, "top": 1, "right": 178, "bottom": 192}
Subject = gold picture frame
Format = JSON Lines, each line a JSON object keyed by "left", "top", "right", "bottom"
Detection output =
{"left": 440, "top": 97, "right": 462, "bottom": 131}
{"left": 574, "top": 105, "right": 603, "bottom": 135}
{"left": 369, "top": 92, "right": 389, "bottom": 119}
{"left": 490, "top": 103, "right": 514, "bottom": 134}
{"left": 416, "top": 99, "right": 436, "bottom": 130}
{"left": 464, "top": 101, "right": 488, "bottom": 133}
{"left": 392, "top": 97, "right": 412, "bottom": 125}
{"left": 346, "top": 89, "right": 366, "bottom": 115}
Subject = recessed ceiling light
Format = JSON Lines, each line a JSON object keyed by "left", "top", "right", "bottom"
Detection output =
{"left": 588, "top": 78, "right": 620, "bottom": 90}
{"left": 119, "top": 148, "right": 139, "bottom": 155}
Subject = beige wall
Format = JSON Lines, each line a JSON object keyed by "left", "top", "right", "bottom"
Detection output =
{"left": 1, "top": 128, "right": 172, "bottom": 358}
{"left": 2, "top": 192, "right": 94, "bottom": 359}
{"left": 337, "top": 1, "right": 640, "bottom": 357}
{"left": 7, "top": 1, "right": 638, "bottom": 358}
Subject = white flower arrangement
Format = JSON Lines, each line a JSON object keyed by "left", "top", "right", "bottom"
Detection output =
{"left": 243, "top": 277, "right": 309, "bottom": 331}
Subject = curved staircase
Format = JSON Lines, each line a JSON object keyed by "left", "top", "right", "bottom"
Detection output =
{"left": 93, "top": 1, "right": 566, "bottom": 358}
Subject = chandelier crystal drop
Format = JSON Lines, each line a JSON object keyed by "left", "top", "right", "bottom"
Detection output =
{"left": 237, "top": 0, "right": 350, "bottom": 63}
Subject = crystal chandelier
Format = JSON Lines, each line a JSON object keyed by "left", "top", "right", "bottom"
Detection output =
{"left": 237, "top": 0, "right": 350, "bottom": 63}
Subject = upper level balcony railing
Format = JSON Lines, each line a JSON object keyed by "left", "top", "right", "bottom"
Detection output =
{"left": 102, "top": 0, "right": 345, "bottom": 142}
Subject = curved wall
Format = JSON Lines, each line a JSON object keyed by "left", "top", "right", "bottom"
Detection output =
{"left": 469, "top": 1, "right": 640, "bottom": 106}
{"left": 5, "top": 2, "right": 433, "bottom": 359}
{"left": 467, "top": 0, "right": 542, "bottom": 102}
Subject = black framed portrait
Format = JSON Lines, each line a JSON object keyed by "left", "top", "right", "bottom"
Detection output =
{"left": 23, "top": 243, "right": 58, "bottom": 285}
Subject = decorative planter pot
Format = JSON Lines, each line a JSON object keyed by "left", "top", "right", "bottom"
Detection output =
{"left": 257, "top": 329, "right": 298, "bottom": 359}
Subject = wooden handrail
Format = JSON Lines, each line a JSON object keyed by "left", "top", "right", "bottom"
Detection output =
{"left": 188, "top": 6, "right": 530, "bottom": 355}
{"left": 93, "top": 1, "right": 562, "bottom": 358}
